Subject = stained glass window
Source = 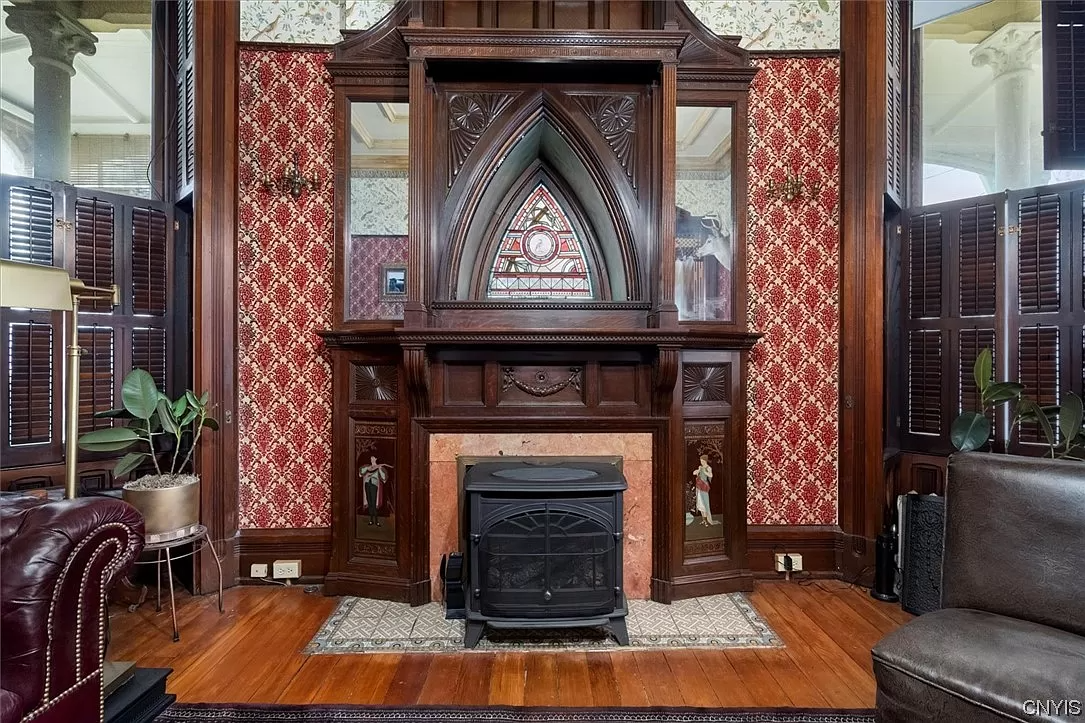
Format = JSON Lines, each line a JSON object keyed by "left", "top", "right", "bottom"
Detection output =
{"left": 486, "top": 183, "right": 593, "bottom": 299}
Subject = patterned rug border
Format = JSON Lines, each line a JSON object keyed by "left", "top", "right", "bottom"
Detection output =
{"left": 156, "top": 703, "right": 875, "bottom": 723}
{"left": 304, "top": 593, "right": 784, "bottom": 654}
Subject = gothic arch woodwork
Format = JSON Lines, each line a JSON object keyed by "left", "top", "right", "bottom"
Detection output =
{"left": 323, "top": 2, "right": 761, "bottom": 605}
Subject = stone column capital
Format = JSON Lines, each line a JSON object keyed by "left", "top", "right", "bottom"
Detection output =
{"left": 970, "top": 22, "right": 1041, "bottom": 77}
{"left": 4, "top": 2, "right": 97, "bottom": 77}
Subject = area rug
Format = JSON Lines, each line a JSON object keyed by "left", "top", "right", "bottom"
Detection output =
{"left": 305, "top": 594, "right": 783, "bottom": 653}
{"left": 156, "top": 704, "right": 875, "bottom": 722}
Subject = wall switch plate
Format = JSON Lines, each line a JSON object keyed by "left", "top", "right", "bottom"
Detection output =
{"left": 775, "top": 553, "right": 803, "bottom": 572}
{"left": 250, "top": 563, "right": 268, "bottom": 578}
{"left": 272, "top": 559, "right": 301, "bottom": 579}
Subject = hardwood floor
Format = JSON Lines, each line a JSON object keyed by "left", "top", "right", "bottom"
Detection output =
{"left": 107, "top": 580, "right": 910, "bottom": 708}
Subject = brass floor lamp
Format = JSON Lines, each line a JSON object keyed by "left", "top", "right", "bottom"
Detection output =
{"left": 0, "top": 258, "right": 118, "bottom": 499}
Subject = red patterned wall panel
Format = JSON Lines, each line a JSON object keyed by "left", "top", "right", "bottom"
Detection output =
{"left": 745, "top": 56, "right": 841, "bottom": 525}
{"left": 237, "top": 49, "right": 335, "bottom": 528}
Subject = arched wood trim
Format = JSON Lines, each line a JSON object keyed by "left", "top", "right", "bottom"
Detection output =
{"left": 439, "top": 90, "right": 642, "bottom": 302}
{"left": 466, "top": 162, "right": 614, "bottom": 301}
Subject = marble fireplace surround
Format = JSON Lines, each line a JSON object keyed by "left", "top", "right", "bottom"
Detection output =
{"left": 428, "top": 433, "right": 654, "bottom": 601}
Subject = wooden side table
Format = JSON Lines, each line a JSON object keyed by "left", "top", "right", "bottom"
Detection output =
{"left": 135, "top": 524, "right": 223, "bottom": 641}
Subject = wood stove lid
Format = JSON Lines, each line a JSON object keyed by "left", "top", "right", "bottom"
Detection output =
{"left": 464, "top": 461, "right": 626, "bottom": 492}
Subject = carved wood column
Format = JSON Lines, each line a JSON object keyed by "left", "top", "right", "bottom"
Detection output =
{"left": 656, "top": 60, "right": 678, "bottom": 328}
{"left": 405, "top": 56, "right": 429, "bottom": 326}
{"left": 192, "top": 0, "right": 240, "bottom": 591}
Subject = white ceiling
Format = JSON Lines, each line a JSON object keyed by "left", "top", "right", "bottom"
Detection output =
{"left": 350, "top": 102, "right": 408, "bottom": 168}
{"left": 0, "top": 0, "right": 153, "bottom": 136}
{"left": 677, "top": 106, "right": 731, "bottom": 170}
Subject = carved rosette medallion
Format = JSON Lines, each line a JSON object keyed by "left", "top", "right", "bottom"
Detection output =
{"left": 448, "top": 92, "right": 517, "bottom": 185}
{"left": 682, "top": 364, "right": 731, "bottom": 403}
{"left": 352, "top": 364, "right": 398, "bottom": 402}
{"left": 570, "top": 94, "right": 637, "bottom": 187}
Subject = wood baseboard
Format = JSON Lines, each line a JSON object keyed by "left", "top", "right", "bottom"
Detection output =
{"left": 747, "top": 525, "right": 842, "bottom": 573}
{"left": 238, "top": 527, "right": 331, "bottom": 584}
{"left": 238, "top": 524, "right": 846, "bottom": 586}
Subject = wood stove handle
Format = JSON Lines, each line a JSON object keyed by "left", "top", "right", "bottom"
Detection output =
{"left": 543, "top": 590, "right": 552, "bottom": 601}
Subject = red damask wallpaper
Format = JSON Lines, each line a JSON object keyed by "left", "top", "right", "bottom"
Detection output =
{"left": 745, "top": 56, "right": 841, "bottom": 525}
{"left": 237, "top": 49, "right": 335, "bottom": 528}
{"left": 234, "top": 49, "right": 841, "bottom": 529}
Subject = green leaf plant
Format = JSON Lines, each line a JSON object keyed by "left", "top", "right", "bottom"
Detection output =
{"left": 952, "top": 348, "right": 1085, "bottom": 460}
{"left": 77, "top": 368, "right": 219, "bottom": 479}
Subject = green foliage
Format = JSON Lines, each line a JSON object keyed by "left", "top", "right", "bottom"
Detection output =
{"left": 952, "top": 349, "right": 1084, "bottom": 460}
{"left": 78, "top": 368, "right": 218, "bottom": 478}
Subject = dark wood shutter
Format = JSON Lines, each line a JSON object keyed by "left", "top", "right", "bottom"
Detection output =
{"left": 131, "top": 206, "right": 168, "bottom": 315}
{"left": 78, "top": 325, "right": 114, "bottom": 433}
{"left": 176, "top": 0, "right": 196, "bottom": 197}
{"left": 908, "top": 330, "right": 942, "bottom": 435}
{"left": 1017, "top": 193, "right": 1062, "bottom": 313}
{"left": 7, "top": 186, "right": 54, "bottom": 266}
{"left": 1017, "top": 326, "right": 1061, "bottom": 444}
{"left": 132, "top": 327, "right": 167, "bottom": 390}
{"left": 909, "top": 211, "right": 942, "bottom": 318}
{"left": 958, "top": 203, "right": 997, "bottom": 317}
{"left": 7, "top": 322, "right": 53, "bottom": 445}
{"left": 959, "top": 328, "right": 995, "bottom": 418}
{"left": 74, "top": 197, "right": 115, "bottom": 312}
{"left": 886, "top": 0, "right": 906, "bottom": 204}
{"left": 1043, "top": 0, "right": 1085, "bottom": 169}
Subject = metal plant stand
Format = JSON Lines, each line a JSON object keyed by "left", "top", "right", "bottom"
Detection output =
{"left": 135, "top": 524, "right": 223, "bottom": 642}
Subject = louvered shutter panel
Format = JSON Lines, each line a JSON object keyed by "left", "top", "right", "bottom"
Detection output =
{"left": 176, "top": 0, "right": 195, "bottom": 197}
{"left": 908, "top": 330, "right": 942, "bottom": 435}
{"left": 1017, "top": 326, "right": 1061, "bottom": 443}
{"left": 909, "top": 212, "right": 943, "bottom": 318}
{"left": 886, "top": 0, "right": 905, "bottom": 202}
{"left": 131, "top": 206, "right": 168, "bottom": 315}
{"left": 1043, "top": 1, "right": 1085, "bottom": 169}
{"left": 7, "top": 322, "right": 53, "bottom": 445}
{"left": 959, "top": 329, "right": 996, "bottom": 441}
{"left": 74, "top": 197, "right": 115, "bottom": 312}
{"left": 7, "top": 186, "right": 54, "bottom": 266}
{"left": 132, "top": 327, "right": 167, "bottom": 390}
{"left": 78, "top": 326, "right": 114, "bottom": 433}
{"left": 959, "top": 203, "right": 997, "bottom": 317}
{"left": 1018, "top": 193, "right": 1061, "bottom": 313}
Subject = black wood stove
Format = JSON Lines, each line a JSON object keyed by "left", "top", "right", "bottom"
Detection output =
{"left": 462, "top": 460, "right": 629, "bottom": 648}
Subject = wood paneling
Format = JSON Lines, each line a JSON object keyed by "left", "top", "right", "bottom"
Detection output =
{"left": 839, "top": 0, "right": 886, "bottom": 584}
{"left": 193, "top": 0, "right": 240, "bottom": 592}
{"left": 107, "top": 581, "right": 903, "bottom": 707}
{"left": 238, "top": 528, "right": 332, "bottom": 583}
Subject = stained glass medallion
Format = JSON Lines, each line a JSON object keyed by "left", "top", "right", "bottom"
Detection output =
{"left": 486, "top": 183, "right": 593, "bottom": 299}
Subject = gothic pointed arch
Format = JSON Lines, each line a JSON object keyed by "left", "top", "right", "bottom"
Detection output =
{"left": 481, "top": 177, "right": 597, "bottom": 300}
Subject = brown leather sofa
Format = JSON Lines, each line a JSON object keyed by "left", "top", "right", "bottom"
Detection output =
{"left": 872, "top": 453, "right": 1085, "bottom": 723}
{"left": 1, "top": 496, "right": 144, "bottom": 723}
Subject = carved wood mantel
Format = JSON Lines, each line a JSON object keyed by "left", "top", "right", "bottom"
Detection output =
{"left": 322, "top": 1, "right": 759, "bottom": 605}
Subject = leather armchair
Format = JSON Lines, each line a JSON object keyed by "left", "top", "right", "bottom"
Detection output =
{"left": 1, "top": 497, "right": 144, "bottom": 723}
{"left": 872, "top": 453, "right": 1085, "bottom": 723}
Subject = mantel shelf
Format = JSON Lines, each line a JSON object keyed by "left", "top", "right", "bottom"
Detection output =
{"left": 318, "top": 327, "right": 762, "bottom": 349}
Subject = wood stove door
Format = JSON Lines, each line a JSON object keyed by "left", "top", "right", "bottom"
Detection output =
{"left": 472, "top": 497, "right": 621, "bottom": 619}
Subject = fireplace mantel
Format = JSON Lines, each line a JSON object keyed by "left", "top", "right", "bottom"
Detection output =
{"left": 321, "top": 1, "right": 760, "bottom": 607}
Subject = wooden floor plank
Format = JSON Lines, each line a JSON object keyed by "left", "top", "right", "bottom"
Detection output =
{"left": 488, "top": 653, "right": 526, "bottom": 706}
{"left": 608, "top": 652, "right": 650, "bottom": 706}
{"left": 523, "top": 654, "right": 558, "bottom": 706}
{"left": 109, "top": 581, "right": 900, "bottom": 708}
{"left": 749, "top": 586, "right": 868, "bottom": 709}
{"left": 586, "top": 653, "right": 620, "bottom": 706}
{"left": 663, "top": 649, "right": 720, "bottom": 707}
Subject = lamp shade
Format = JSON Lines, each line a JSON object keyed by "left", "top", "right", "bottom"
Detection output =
{"left": 0, "top": 259, "right": 74, "bottom": 311}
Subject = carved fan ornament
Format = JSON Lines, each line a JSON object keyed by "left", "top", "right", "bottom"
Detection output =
{"left": 352, "top": 365, "right": 398, "bottom": 402}
{"left": 448, "top": 93, "right": 517, "bottom": 185}
{"left": 682, "top": 365, "right": 730, "bottom": 403}
{"left": 570, "top": 94, "right": 637, "bottom": 187}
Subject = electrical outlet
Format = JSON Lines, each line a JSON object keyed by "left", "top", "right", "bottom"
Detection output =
{"left": 272, "top": 559, "right": 301, "bottom": 579}
{"left": 775, "top": 553, "right": 804, "bottom": 572}
{"left": 250, "top": 563, "right": 268, "bottom": 578}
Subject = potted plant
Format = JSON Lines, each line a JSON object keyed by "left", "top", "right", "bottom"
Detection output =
{"left": 78, "top": 368, "right": 218, "bottom": 541}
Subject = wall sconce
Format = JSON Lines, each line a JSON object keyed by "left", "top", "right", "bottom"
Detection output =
{"left": 262, "top": 152, "right": 320, "bottom": 199}
{"left": 766, "top": 169, "right": 822, "bottom": 203}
